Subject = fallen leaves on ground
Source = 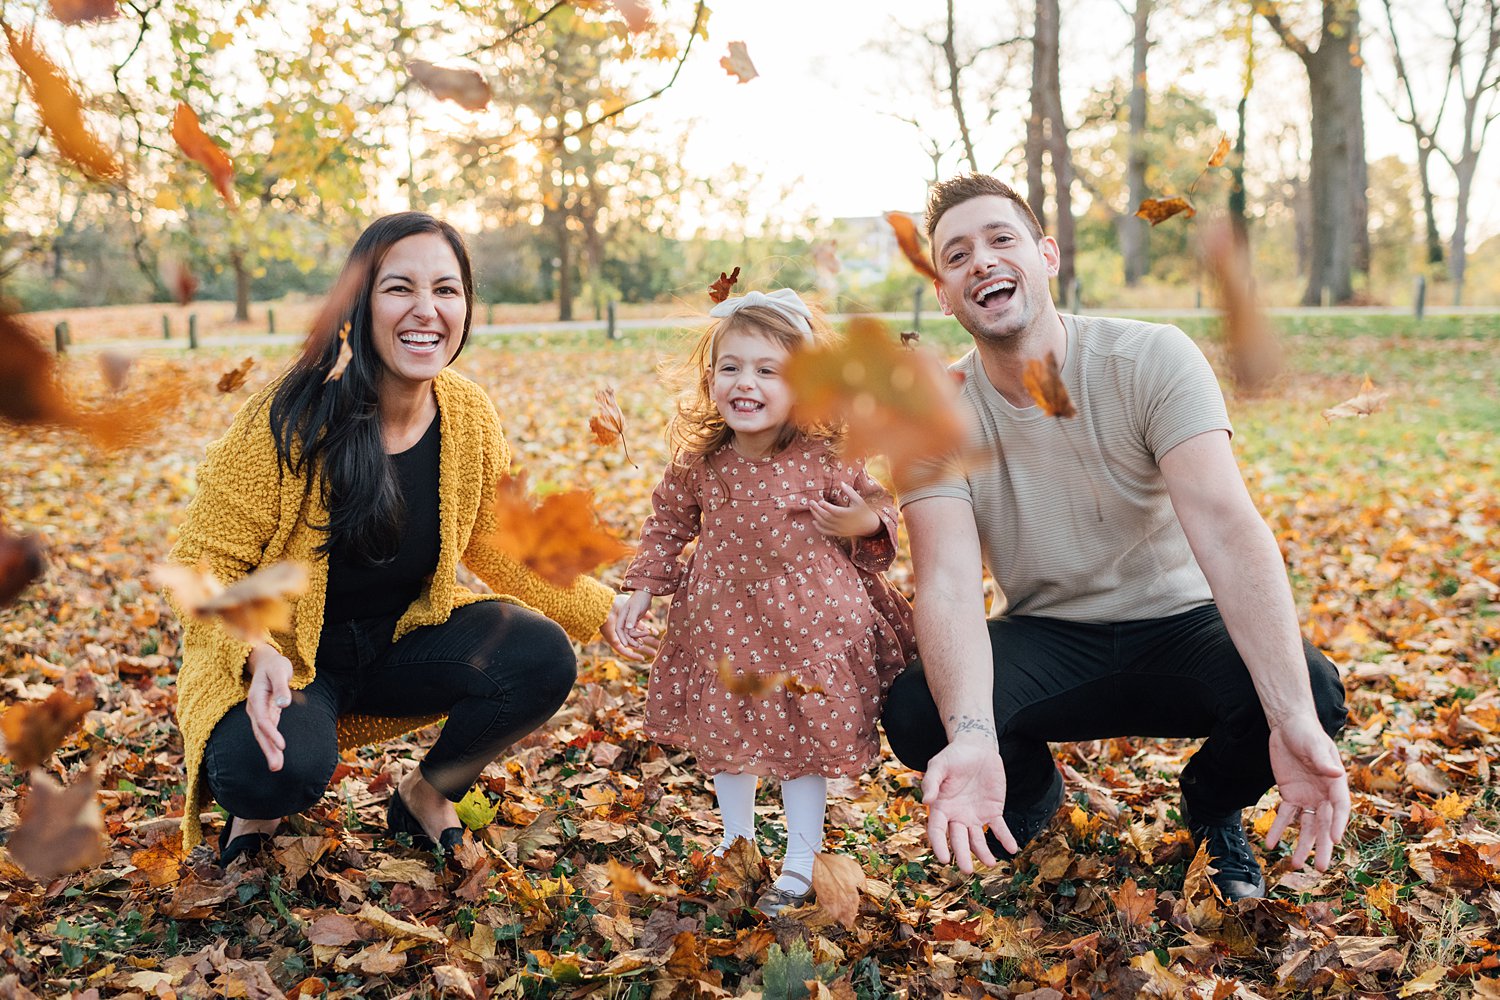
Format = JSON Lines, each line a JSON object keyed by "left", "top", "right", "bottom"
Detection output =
{"left": 407, "top": 59, "right": 491, "bottom": 111}
{"left": 1022, "top": 350, "right": 1076, "bottom": 417}
{"left": 785, "top": 315, "right": 965, "bottom": 468}
{"left": 171, "top": 102, "right": 236, "bottom": 208}
{"left": 3, "top": 24, "right": 122, "bottom": 180}
{"left": 150, "top": 559, "right": 310, "bottom": 642}
{"left": 718, "top": 41, "right": 757, "bottom": 83}
{"left": 885, "top": 211, "right": 939, "bottom": 281}
{"left": 484, "top": 472, "right": 632, "bottom": 587}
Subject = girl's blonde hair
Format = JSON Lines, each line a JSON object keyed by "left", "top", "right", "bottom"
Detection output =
{"left": 664, "top": 302, "right": 839, "bottom": 467}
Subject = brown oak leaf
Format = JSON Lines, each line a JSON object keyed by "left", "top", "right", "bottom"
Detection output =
{"left": 8, "top": 765, "right": 108, "bottom": 882}
{"left": 885, "top": 211, "right": 938, "bottom": 281}
{"left": 407, "top": 60, "right": 491, "bottom": 111}
{"left": 719, "top": 41, "right": 758, "bottom": 83}
{"left": 1023, "top": 351, "right": 1076, "bottom": 418}
{"left": 484, "top": 472, "right": 632, "bottom": 588}
{"left": 811, "top": 852, "right": 863, "bottom": 929}
{"left": 172, "top": 102, "right": 236, "bottom": 208}
{"left": 217, "top": 356, "right": 255, "bottom": 393}
{"left": 1, "top": 690, "right": 93, "bottom": 770}
{"left": 708, "top": 266, "right": 740, "bottom": 304}
{"left": 1135, "top": 196, "right": 1196, "bottom": 226}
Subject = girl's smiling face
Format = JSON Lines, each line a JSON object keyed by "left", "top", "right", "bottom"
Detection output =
{"left": 711, "top": 326, "right": 795, "bottom": 458}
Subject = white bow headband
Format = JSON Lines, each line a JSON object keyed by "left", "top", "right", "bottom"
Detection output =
{"left": 708, "top": 288, "right": 814, "bottom": 337}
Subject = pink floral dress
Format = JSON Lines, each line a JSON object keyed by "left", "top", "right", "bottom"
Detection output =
{"left": 620, "top": 435, "right": 916, "bottom": 778}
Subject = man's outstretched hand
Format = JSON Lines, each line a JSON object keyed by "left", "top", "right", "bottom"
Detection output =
{"left": 1264, "top": 715, "right": 1349, "bottom": 871}
{"left": 921, "top": 736, "right": 1016, "bottom": 873}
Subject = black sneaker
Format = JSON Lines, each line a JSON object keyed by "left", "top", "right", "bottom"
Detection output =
{"left": 982, "top": 766, "right": 1065, "bottom": 860}
{"left": 1186, "top": 810, "right": 1266, "bottom": 901}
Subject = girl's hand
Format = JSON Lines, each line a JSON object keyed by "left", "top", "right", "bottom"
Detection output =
{"left": 245, "top": 643, "right": 294, "bottom": 772}
{"left": 807, "top": 482, "right": 882, "bottom": 539}
{"left": 603, "top": 590, "right": 658, "bottom": 662}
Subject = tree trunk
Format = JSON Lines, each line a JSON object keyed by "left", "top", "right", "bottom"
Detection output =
{"left": 1032, "top": 0, "right": 1075, "bottom": 298}
{"left": 1229, "top": 91, "right": 1249, "bottom": 246}
{"left": 231, "top": 249, "right": 251, "bottom": 322}
{"left": 1121, "top": 0, "right": 1153, "bottom": 286}
{"left": 1416, "top": 142, "right": 1445, "bottom": 266}
{"left": 943, "top": 0, "right": 980, "bottom": 173}
{"left": 1026, "top": 44, "right": 1048, "bottom": 231}
{"left": 555, "top": 207, "right": 573, "bottom": 322}
{"left": 1450, "top": 153, "right": 1475, "bottom": 304}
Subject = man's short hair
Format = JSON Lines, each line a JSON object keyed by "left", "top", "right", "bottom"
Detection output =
{"left": 925, "top": 174, "right": 1045, "bottom": 244}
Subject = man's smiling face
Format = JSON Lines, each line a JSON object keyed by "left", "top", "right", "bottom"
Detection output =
{"left": 930, "top": 195, "right": 1060, "bottom": 345}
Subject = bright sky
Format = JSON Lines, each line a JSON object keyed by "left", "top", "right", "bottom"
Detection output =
{"left": 623, "top": 0, "right": 1498, "bottom": 242}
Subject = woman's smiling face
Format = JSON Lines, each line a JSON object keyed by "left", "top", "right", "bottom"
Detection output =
{"left": 369, "top": 232, "right": 468, "bottom": 389}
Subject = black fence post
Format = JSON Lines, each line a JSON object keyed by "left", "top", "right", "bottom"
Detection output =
{"left": 267, "top": 308, "right": 276, "bottom": 334}
{"left": 162, "top": 314, "right": 171, "bottom": 339}
{"left": 607, "top": 300, "right": 618, "bottom": 341}
{"left": 188, "top": 314, "right": 199, "bottom": 349}
{"left": 1413, "top": 275, "right": 1426, "bottom": 321}
{"left": 54, "top": 321, "right": 68, "bottom": 353}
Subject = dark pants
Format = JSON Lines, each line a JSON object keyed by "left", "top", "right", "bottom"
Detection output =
{"left": 204, "top": 601, "right": 577, "bottom": 821}
{"left": 880, "top": 603, "right": 1347, "bottom": 821}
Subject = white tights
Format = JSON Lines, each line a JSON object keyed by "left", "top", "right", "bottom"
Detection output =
{"left": 712, "top": 772, "right": 828, "bottom": 893}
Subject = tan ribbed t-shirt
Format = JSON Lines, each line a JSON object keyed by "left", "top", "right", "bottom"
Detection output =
{"left": 899, "top": 315, "right": 1232, "bottom": 622}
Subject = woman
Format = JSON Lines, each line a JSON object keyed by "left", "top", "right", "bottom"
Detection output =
{"left": 169, "top": 212, "right": 613, "bottom": 862}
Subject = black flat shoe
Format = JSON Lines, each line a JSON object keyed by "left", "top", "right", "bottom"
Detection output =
{"left": 386, "top": 788, "right": 463, "bottom": 856}
{"left": 218, "top": 818, "right": 275, "bottom": 866}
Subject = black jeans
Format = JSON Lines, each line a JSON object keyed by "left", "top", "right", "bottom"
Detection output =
{"left": 204, "top": 601, "right": 577, "bottom": 820}
{"left": 880, "top": 603, "right": 1348, "bottom": 821}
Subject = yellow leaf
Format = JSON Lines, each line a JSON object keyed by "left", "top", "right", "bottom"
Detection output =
{"left": 455, "top": 787, "right": 499, "bottom": 830}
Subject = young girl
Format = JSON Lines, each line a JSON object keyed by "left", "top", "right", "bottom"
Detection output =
{"left": 603, "top": 288, "right": 916, "bottom": 915}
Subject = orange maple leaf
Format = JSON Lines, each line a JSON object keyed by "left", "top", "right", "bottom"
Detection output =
{"left": 407, "top": 59, "right": 491, "bottom": 111}
{"left": 8, "top": 765, "right": 109, "bottom": 882}
{"left": 588, "top": 386, "right": 634, "bottom": 465}
{"left": 3, "top": 25, "right": 122, "bottom": 180}
{"left": 1, "top": 690, "right": 92, "bottom": 770}
{"left": 0, "top": 311, "right": 180, "bottom": 449}
{"left": 484, "top": 472, "right": 632, "bottom": 588}
{"left": 1135, "top": 196, "right": 1196, "bottom": 227}
{"left": 217, "top": 356, "right": 255, "bottom": 393}
{"left": 1022, "top": 351, "right": 1076, "bottom": 418}
{"left": 719, "top": 41, "right": 758, "bottom": 83}
{"left": 885, "top": 211, "right": 938, "bottom": 281}
{"left": 1321, "top": 376, "right": 1389, "bottom": 423}
{"left": 171, "top": 102, "right": 236, "bottom": 208}
{"left": 785, "top": 315, "right": 966, "bottom": 469}
{"left": 151, "top": 559, "right": 310, "bottom": 643}
{"left": 708, "top": 266, "right": 740, "bottom": 304}
{"left": 323, "top": 323, "right": 353, "bottom": 383}
{"left": 129, "top": 831, "right": 187, "bottom": 889}
{"left": 1111, "top": 877, "right": 1157, "bottom": 929}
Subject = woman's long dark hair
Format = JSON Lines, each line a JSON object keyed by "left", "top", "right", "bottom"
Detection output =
{"left": 269, "top": 212, "right": 476, "bottom": 564}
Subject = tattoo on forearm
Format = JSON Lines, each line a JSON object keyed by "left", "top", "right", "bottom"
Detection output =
{"left": 949, "top": 714, "right": 996, "bottom": 740}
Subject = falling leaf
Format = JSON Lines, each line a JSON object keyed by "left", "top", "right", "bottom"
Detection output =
{"left": 217, "top": 356, "right": 255, "bottom": 393}
{"left": 48, "top": 0, "right": 119, "bottom": 23}
{"left": 0, "top": 311, "right": 179, "bottom": 449}
{"left": 151, "top": 559, "right": 310, "bottom": 643}
{"left": 1201, "top": 222, "right": 1279, "bottom": 392}
{"left": 1135, "top": 196, "right": 1196, "bottom": 226}
{"left": 1, "top": 690, "right": 92, "bottom": 770}
{"left": 811, "top": 853, "right": 863, "bottom": 930}
{"left": 484, "top": 472, "right": 632, "bottom": 587}
{"left": 0, "top": 520, "right": 45, "bottom": 606}
{"left": 785, "top": 315, "right": 966, "bottom": 469}
{"left": 899, "top": 330, "right": 920, "bottom": 347}
{"left": 885, "top": 212, "right": 938, "bottom": 281}
{"left": 3, "top": 25, "right": 122, "bottom": 180}
{"left": 588, "top": 385, "right": 634, "bottom": 465}
{"left": 407, "top": 59, "right": 491, "bottom": 111}
{"left": 606, "top": 858, "right": 678, "bottom": 898}
{"left": 1022, "top": 351, "right": 1076, "bottom": 418}
{"left": 1111, "top": 877, "right": 1157, "bottom": 929}
{"left": 8, "top": 765, "right": 108, "bottom": 882}
{"left": 98, "top": 351, "right": 133, "bottom": 393}
{"left": 171, "top": 102, "right": 236, "bottom": 208}
{"left": 812, "top": 239, "right": 841, "bottom": 280}
{"left": 781, "top": 674, "right": 825, "bottom": 696}
{"left": 1207, "top": 134, "right": 1232, "bottom": 168}
{"left": 714, "top": 656, "right": 786, "bottom": 697}
{"left": 719, "top": 41, "right": 758, "bottom": 83}
{"left": 603, "top": 0, "right": 653, "bottom": 32}
{"left": 160, "top": 255, "right": 200, "bottom": 306}
{"left": 323, "top": 323, "right": 352, "bottom": 383}
{"left": 1322, "top": 376, "right": 1389, "bottom": 422}
{"left": 708, "top": 266, "right": 740, "bottom": 304}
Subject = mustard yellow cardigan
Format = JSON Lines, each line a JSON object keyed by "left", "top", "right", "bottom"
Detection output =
{"left": 169, "top": 369, "right": 614, "bottom": 849}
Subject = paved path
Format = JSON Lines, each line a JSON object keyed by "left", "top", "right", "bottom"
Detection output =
{"left": 62, "top": 305, "right": 1497, "bottom": 355}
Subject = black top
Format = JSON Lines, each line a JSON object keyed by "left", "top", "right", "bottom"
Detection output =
{"left": 323, "top": 415, "right": 442, "bottom": 625}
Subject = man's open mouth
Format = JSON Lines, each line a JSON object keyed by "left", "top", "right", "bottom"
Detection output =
{"left": 972, "top": 276, "right": 1017, "bottom": 308}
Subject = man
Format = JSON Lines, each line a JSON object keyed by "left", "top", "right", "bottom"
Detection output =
{"left": 882, "top": 174, "right": 1349, "bottom": 900}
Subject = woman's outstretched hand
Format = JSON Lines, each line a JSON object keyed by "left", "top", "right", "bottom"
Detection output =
{"left": 807, "top": 482, "right": 882, "bottom": 539}
{"left": 603, "top": 590, "right": 659, "bottom": 662}
{"left": 245, "top": 644, "right": 294, "bottom": 772}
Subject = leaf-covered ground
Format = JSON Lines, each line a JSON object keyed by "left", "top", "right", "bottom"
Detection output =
{"left": 1, "top": 314, "right": 1498, "bottom": 999}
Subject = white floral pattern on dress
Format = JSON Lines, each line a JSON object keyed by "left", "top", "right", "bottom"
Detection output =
{"left": 620, "top": 435, "right": 916, "bottom": 778}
